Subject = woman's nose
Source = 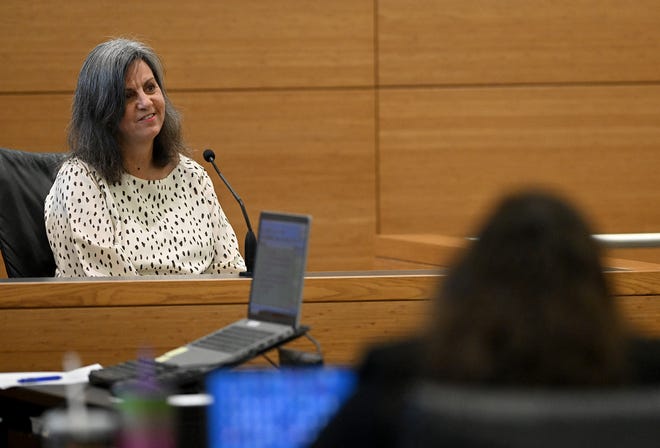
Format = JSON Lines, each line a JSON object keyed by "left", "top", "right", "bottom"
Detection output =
{"left": 136, "top": 90, "right": 151, "bottom": 108}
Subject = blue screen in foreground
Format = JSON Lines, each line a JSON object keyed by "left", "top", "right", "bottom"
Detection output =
{"left": 206, "top": 367, "right": 356, "bottom": 448}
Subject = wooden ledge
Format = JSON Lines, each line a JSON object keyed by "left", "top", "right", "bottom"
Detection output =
{"left": 0, "top": 271, "right": 441, "bottom": 310}
{"left": 376, "top": 234, "right": 660, "bottom": 296}
{"left": 376, "top": 234, "right": 467, "bottom": 267}
{"left": 376, "top": 233, "right": 660, "bottom": 272}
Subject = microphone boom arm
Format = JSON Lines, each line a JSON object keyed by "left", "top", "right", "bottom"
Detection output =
{"left": 203, "top": 149, "right": 256, "bottom": 277}
{"left": 210, "top": 164, "right": 254, "bottom": 235}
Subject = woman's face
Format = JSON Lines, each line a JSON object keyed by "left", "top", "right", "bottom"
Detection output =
{"left": 118, "top": 59, "right": 165, "bottom": 149}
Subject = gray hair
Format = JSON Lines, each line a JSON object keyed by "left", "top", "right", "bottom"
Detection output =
{"left": 67, "top": 38, "right": 187, "bottom": 183}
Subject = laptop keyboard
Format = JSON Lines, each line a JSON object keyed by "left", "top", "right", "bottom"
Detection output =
{"left": 192, "top": 326, "right": 276, "bottom": 353}
{"left": 88, "top": 358, "right": 209, "bottom": 391}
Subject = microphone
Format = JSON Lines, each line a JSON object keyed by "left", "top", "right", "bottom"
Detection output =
{"left": 203, "top": 149, "right": 256, "bottom": 277}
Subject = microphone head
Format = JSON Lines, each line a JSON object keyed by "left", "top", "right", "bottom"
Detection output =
{"left": 203, "top": 149, "right": 216, "bottom": 162}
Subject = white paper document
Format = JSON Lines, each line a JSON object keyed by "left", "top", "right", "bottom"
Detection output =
{"left": 0, "top": 364, "right": 102, "bottom": 389}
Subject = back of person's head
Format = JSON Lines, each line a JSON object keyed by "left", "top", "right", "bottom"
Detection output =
{"left": 425, "top": 189, "right": 627, "bottom": 387}
{"left": 68, "top": 37, "right": 185, "bottom": 183}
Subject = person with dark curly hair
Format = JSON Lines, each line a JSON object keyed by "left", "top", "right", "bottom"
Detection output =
{"left": 423, "top": 189, "right": 627, "bottom": 387}
{"left": 45, "top": 38, "right": 245, "bottom": 276}
{"left": 312, "top": 189, "right": 660, "bottom": 447}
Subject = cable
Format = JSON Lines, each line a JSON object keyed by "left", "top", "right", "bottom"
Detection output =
{"left": 304, "top": 332, "right": 323, "bottom": 357}
{"left": 261, "top": 353, "right": 279, "bottom": 369}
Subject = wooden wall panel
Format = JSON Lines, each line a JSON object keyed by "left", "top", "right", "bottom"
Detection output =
{"left": 0, "top": 0, "right": 373, "bottom": 92}
{"left": 379, "top": 85, "right": 660, "bottom": 264}
{"left": 4, "top": 0, "right": 660, "bottom": 274}
{"left": 173, "top": 89, "right": 377, "bottom": 271}
{"left": 0, "top": 95, "right": 70, "bottom": 152}
{"left": 378, "top": 0, "right": 660, "bottom": 86}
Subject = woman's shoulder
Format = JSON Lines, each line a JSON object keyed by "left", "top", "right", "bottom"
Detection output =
{"left": 55, "top": 157, "right": 102, "bottom": 182}
{"left": 47, "top": 158, "right": 107, "bottom": 205}
{"left": 358, "top": 337, "right": 425, "bottom": 383}
{"left": 176, "top": 154, "right": 213, "bottom": 185}
{"left": 177, "top": 154, "right": 208, "bottom": 174}
{"left": 178, "top": 154, "right": 202, "bottom": 168}
{"left": 627, "top": 338, "right": 660, "bottom": 385}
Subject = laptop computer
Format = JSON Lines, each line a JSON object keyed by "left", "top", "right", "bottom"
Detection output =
{"left": 155, "top": 211, "right": 312, "bottom": 368}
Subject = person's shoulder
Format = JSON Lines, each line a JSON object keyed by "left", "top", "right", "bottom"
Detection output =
{"left": 358, "top": 337, "right": 424, "bottom": 383}
{"left": 311, "top": 338, "right": 422, "bottom": 448}
{"left": 57, "top": 157, "right": 98, "bottom": 180}
{"left": 627, "top": 337, "right": 660, "bottom": 385}
{"left": 178, "top": 154, "right": 203, "bottom": 170}
{"left": 177, "top": 154, "right": 209, "bottom": 178}
{"left": 60, "top": 156, "right": 85, "bottom": 170}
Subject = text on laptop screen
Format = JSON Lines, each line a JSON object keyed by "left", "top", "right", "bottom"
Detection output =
{"left": 248, "top": 212, "right": 310, "bottom": 326}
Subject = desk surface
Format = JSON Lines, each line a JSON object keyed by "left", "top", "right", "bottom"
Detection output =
{"left": 1, "top": 383, "right": 113, "bottom": 411}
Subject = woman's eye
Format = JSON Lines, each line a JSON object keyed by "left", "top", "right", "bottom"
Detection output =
{"left": 145, "top": 83, "right": 157, "bottom": 93}
{"left": 125, "top": 90, "right": 136, "bottom": 99}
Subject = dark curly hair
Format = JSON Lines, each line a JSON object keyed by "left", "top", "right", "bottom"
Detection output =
{"left": 425, "top": 189, "right": 627, "bottom": 387}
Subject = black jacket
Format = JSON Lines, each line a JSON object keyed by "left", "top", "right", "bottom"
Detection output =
{"left": 311, "top": 337, "right": 660, "bottom": 447}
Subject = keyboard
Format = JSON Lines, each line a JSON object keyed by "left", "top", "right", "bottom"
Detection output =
{"left": 89, "top": 358, "right": 212, "bottom": 392}
{"left": 192, "top": 325, "right": 276, "bottom": 353}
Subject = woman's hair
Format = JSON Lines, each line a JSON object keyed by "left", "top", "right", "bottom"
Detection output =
{"left": 425, "top": 189, "right": 627, "bottom": 387}
{"left": 67, "top": 38, "right": 188, "bottom": 183}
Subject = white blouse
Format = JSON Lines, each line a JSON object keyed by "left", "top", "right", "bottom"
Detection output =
{"left": 44, "top": 155, "right": 246, "bottom": 277}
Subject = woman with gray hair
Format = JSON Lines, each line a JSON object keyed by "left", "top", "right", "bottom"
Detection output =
{"left": 45, "top": 38, "right": 246, "bottom": 276}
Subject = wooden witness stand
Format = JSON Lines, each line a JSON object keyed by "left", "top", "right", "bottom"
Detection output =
{"left": 0, "top": 272, "right": 437, "bottom": 372}
{"left": 3, "top": 263, "right": 660, "bottom": 373}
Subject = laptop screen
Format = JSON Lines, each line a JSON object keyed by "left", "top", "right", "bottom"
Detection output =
{"left": 206, "top": 367, "right": 356, "bottom": 448}
{"left": 248, "top": 212, "right": 311, "bottom": 326}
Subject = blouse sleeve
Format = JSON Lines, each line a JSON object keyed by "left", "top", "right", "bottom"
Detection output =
{"left": 199, "top": 171, "right": 246, "bottom": 274}
{"left": 44, "top": 160, "right": 139, "bottom": 277}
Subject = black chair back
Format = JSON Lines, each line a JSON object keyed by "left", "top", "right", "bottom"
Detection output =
{"left": 400, "top": 382, "right": 660, "bottom": 448}
{"left": 0, "top": 148, "right": 66, "bottom": 277}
